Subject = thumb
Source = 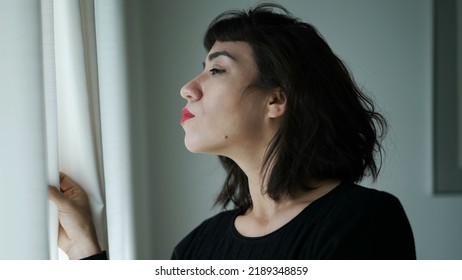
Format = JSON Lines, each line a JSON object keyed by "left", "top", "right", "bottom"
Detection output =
{"left": 48, "top": 186, "right": 66, "bottom": 207}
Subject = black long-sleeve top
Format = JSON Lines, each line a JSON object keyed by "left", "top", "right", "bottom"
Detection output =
{"left": 172, "top": 181, "right": 416, "bottom": 259}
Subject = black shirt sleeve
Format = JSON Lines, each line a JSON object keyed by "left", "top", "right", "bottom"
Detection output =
{"left": 312, "top": 192, "right": 416, "bottom": 260}
{"left": 81, "top": 251, "right": 108, "bottom": 260}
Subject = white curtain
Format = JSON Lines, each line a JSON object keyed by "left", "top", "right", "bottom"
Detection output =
{"left": 93, "top": 0, "right": 138, "bottom": 259}
{"left": 0, "top": 0, "right": 137, "bottom": 259}
{"left": 0, "top": 0, "right": 49, "bottom": 260}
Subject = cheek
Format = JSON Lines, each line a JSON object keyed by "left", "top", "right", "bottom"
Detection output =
{"left": 182, "top": 107, "right": 237, "bottom": 152}
{"left": 204, "top": 97, "right": 239, "bottom": 126}
{"left": 223, "top": 103, "right": 265, "bottom": 142}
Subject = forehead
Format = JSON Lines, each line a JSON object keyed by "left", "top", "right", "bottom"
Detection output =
{"left": 207, "top": 41, "right": 255, "bottom": 64}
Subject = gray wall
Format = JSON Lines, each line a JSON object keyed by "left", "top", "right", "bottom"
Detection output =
{"left": 125, "top": 0, "right": 462, "bottom": 259}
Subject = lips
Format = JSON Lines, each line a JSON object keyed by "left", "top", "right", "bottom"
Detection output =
{"left": 181, "top": 108, "right": 195, "bottom": 124}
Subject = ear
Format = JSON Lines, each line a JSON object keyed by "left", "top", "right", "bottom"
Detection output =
{"left": 267, "top": 88, "right": 286, "bottom": 119}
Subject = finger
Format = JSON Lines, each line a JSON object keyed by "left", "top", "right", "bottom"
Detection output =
{"left": 59, "top": 172, "right": 66, "bottom": 183}
{"left": 60, "top": 173, "right": 79, "bottom": 192}
{"left": 58, "top": 174, "right": 89, "bottom": 206}
{"left": 48, "top": 186, "right": 65, "bottom": 207}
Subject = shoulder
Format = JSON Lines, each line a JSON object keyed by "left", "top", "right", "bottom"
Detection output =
{"left": 185, "top": 209, "right": 240, "bottom": 238}
{"left": 171, "top": 209, "right": 240, "bottom": 259}
{"left": 318, "top": 181, "right": 411, "bottom": 230}
{"left": 310, "top": 181, "right": 416, "bottom": 259}
{"left": 324, "top": 181, "right": 404, "bottom": 213}
{"left": 193, "top": 208, "right": 241, "bottom": 233}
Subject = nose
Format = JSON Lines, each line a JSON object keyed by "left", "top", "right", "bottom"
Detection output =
{"left": 180, "top": 75, "right": 203, "bottom": 101}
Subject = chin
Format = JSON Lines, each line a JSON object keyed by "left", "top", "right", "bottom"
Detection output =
{"left": 184, "top": 139, "right": 205, "bottom": 153}
{"left": 184, "top": 139, "right": 220, "bottom": 155}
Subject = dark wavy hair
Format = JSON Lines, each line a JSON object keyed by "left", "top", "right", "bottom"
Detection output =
{"left": 204, "top": 3, "right": 387, "bottom": 210}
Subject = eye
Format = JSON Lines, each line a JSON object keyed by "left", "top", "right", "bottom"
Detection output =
{"left": 210, "top": 68, "right": 225, "bottom": 76}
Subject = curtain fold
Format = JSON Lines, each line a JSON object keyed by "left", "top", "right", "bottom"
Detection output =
{"left": 1, "top": 0, "right": 136, "bottom": 259}
{"left": 50, "top": 0, "right": 136, "bottom": 259}
{"left": 41, "top": 0, "right": 60, "bottom": 260}
{"left": 52, "top": 0, "right": 108, "bottom": 259}
{"left": 48, "top": 0, "right": 137, "bottom": 259}
{"left": 94, "top": 0, "right": 137, "bottom": 259}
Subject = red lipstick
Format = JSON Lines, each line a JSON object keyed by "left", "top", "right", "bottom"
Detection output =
{"left": 181, "top": 108, "right": 195, "bottom": 124}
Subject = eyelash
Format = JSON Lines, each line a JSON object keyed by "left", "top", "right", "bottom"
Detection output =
{"left": 209, "top": 68, "right": 225, "bottom": 76}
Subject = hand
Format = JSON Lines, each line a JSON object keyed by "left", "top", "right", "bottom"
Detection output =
{"left": 48, "top": 172, "right": 101, "bottom": 259}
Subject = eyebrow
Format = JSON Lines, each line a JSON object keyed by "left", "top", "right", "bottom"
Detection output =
{"left": 208, "top": 50, "right": 237, "bottom": 61}
{"left": 202, "top": 51, "right": 237, "bottom": 68}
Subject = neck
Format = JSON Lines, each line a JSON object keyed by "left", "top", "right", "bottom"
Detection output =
{"left": 232, "top": 154, "right": 341, "bottom": 238}
{"left": 223, "top": 123, "right": 339, "bottom": 219}
{"left": 229, "top": 146, "right": 273, "bottom": 212}
{"left": 236, "top": 154, "right": 340, "bottom": 220}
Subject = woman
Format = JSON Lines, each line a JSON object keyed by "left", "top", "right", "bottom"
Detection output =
{"left": 49, "top": 3, "right": 416, "bottom": 259}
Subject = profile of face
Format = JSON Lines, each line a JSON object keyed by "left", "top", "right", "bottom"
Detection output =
{"left": 181, "top": 41, "right": 281, "bottom": 162}
{"left": 180, "top": 41, "right": 284, "bottom": 160}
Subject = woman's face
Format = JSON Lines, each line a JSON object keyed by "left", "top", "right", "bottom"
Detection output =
{"left": 180, "top": 41, "right": 271, "bottom": 158}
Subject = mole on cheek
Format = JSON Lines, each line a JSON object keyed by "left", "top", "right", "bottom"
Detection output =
{"left": 224, "top": 135, "right": 229, "bottom": 139}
